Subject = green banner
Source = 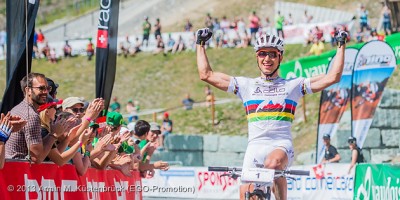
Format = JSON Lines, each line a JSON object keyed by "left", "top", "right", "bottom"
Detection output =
{"left": 354, "top": 163, "right": 400, "bottom": 200}
{"left": 279, "top": 33, "right": 400, "bottom": 79}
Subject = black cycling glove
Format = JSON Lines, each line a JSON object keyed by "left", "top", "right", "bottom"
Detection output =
{"left": 335, "top": 30, "right": 349, "bottom": 48}
{"left": 196, "top": 28, "right": 213, "bottom": 46}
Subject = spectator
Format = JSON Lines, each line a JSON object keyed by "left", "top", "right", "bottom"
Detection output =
{"left": 303, "top": 10, "right": 313, "bottom": 23}
{"left": 39, "top": 99, "right": 92, "bottom": 168}
{"left": 358, "top": 4, "right": 370, "bottom": 32}
{"left": 86, "top": 38, "right": 95, "bottom": 61}
{"left": 286, "top": 13, "right": 294, "bottom": 25}
{"left": 321, "top": 134, "right": 341, "bottom": 164}
{"left": 381, "top": 5, "right": 392, "bottom": 35}
{"left": 237, "top": 17, "right": 247, "bottom": 36}
{"left": 49, "top": 48, "right": 57, "bottom": 63}
{"left": 37, "top": 29, "right": 45, "bottom": 43}
{"left": 133, "top": 120, "right": 169, "bottom": 173}
{"left": 307, "top": 38, "right": 325, "bottom": 56}
{"left": 330, "top": 27, "right": 338, "bottom": 47}
{"left": 62, "top": 97, "right": 86, "bottom": 119}
{"left": 182, "top": 93, "right": 195, "bottom": 110}
{"left": 63, "top": 40, "right": 72, "bottom": 58}
{"left": 263, "top": 17, "right": 272, "bottom": 34}
{"left": 159, "top": 112, "right": 172, "bottom": 150}
{"left": 347, "top": 136, "right": 365, "bottom": 174}
{"left": 41, "top": 42, "right": 51, "bottom": 59}
{"left": 139, "top": 122, "right": 169, "bottom": 178}
{"left": 220, "top": 16, "right": 230, "bottom": 33}
{"left": 368, "top": 28, "right": 379, "bottom": 41}
{"left": 46, "top": 77, "right": 59, "bottom": 100}
{"left": 314, "top": 26, "right": 324, "bottom": 42}
{"left": 275, "top": 11, "right": 285, "bottom": 39}
{"left": 165, "top": 33, "right": 175, "bottom": 53}
{"left": 110, "top": 96, "right": 121, "bottom": 112}
{"left": 154, "top": 18, "right": 162, "bottom": 39}
{"left": 248, "top": 11, "right": 261, "bottom": 42}
{"left": 91, "top": 111, "right": 125, "bottom": 170}
{"left": 172, "top": 35, "right": 186, "bottom": 54}
{"left": 5, "top": 73, "right": 65, "bottom": 163}
{"left": 354, "top": 28, "right": 364, "bottom": 43}
{"left": 153, "top": 35, "right": 166, "bottom": 56}
{"left": 184, "top": 18, "right": 193, "bottom": 32}
{"left": 120, "top": 36, "right": 131, "bottom": 58}
{"left": 0, "top": 112, "right": 26, "bottom": 169}
{"left": 131, "top": 37, "right": 142, "bottom": 56}
{"left": 142, "top": 16, "right": 151, "bottom": 47}
{"left": 205, "top": 13, "right": 214, "bottom": 30}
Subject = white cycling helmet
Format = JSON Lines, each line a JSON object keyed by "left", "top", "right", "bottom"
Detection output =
{"left": 254, "top": 34, "right": 285, "bottom": 55}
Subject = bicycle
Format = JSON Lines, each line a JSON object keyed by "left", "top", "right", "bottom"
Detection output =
{"left": 208, "top": 166, "right": 310, "bottom": 200}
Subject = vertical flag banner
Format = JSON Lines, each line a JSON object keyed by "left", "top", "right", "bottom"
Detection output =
{"left": 316, "top": 48, "right": 358, "bottom": 163}
{"left": 1, "top": 0, "right": 40, "bottom": 113}
{"left": 95, "top": 0, "right": 120, "bottom": 112}
{"left": 351, "top": 41, "right": 397, "bottom": 148}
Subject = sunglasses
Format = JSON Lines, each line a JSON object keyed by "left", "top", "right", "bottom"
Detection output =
{"left": 69, "top": 107, "right": 85, "bottom": 113}
{"left": 256, "top": 51, "right": 279, "bottom": 59}
{"left": 30, "top": 85, "right": 52, "bottom": 92}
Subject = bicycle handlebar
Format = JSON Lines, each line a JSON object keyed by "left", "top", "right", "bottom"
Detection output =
{"left": 208, "top": 166, "right": 241, "bottom": 172}
{"left": 208, "top": 166, "right": 310, "bottom": 176}
{"left": 286, "top": 169, "right": 310, "bottom": 176}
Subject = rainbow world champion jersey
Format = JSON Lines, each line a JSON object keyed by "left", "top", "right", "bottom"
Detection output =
{"left": 227, "top": 76, "right": 312, "bottom": 142}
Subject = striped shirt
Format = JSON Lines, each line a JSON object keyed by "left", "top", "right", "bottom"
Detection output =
{"left": 5, "top": 100, "right": 42, "bottom": 159}
{"left": 228, "top": 76, "right": 312, "bottom": 142}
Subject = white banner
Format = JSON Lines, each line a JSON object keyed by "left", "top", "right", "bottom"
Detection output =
{"left": 142, "top": 164, "right": 354, "bottom": 199}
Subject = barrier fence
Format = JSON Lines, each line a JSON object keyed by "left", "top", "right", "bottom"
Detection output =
{"left": 0, "top": 160, "right": 142, "bottom": 200}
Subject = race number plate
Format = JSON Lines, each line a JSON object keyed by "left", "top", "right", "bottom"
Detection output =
{"left": 241, "top": 168, "right": 275, "bottom": 184}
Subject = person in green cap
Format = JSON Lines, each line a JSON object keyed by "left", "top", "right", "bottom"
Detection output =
{"left": 91, "top": 111, "right": 125, "bottom": 169}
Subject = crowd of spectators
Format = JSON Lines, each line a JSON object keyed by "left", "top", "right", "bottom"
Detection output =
{"left": 0, "top": 73, "right": 169, "bottom": 179}
{"left": 15, "top": 2, "right": 395, "bottom": 63}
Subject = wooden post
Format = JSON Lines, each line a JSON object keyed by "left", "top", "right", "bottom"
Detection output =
{"left": 302, "top": 96, "right": 307, "bottom": 123}
{"left": 211, "top": 93, "right": 215, "bottom": 127}
{"left": 152, "top": 112, "right": 157, "bottom": 122}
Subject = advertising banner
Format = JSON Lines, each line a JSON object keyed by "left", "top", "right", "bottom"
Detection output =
{"left": 351, "top": 41, "right": 397, "bottom": 148}
{"left": 142, "top": 165, "right": 353, "bottom": 199}
{"left": 95, "top": 0, "right": 120, "bottom": 111}
{"left": 288, "top": 164, "right": 354, "bottom": 200}
{"left": 279, "top": 51, "right": 335, "bottom": 80}
{"left": 316, "top": 48, "right": 358, "bottom": 163}
{"left": 1, "top": 0, "right": 39, "bottom": 114}
{"left": 0, "top": 161, "right": 142, "bottom": 200}
{"left": 354, "top": 164, "right": 400, "bottom": 200}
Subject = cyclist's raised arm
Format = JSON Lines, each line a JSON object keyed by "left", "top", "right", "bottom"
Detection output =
{"left": 197, "top": 45, "right": 232, "bottom": 91}
{"left": 310, "top": 30, "right": 348, "bottom": 93}
{"left": 196, "top": 28, "right": 232, "bottom": 91}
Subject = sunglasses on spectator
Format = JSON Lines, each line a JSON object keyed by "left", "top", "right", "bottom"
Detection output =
{"left": 256, "top": 51, "right": 279, "bottom": 59}
{"left": 69, "top": 107, "right": 85, "bottom": 113}
{"left": 30, "top": 85, "right": 52, "bottom": 92}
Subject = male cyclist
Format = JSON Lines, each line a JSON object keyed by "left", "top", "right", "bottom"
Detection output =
{"left": 196, "top": 28, "right": 348, "bottom": 200}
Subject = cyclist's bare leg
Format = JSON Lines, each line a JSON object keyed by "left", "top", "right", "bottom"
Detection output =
{"left": 240, "top": 184, "right": 259, "bottom": 200}
{"left": 264, "top": 149, "right": 288, "bottom": 200}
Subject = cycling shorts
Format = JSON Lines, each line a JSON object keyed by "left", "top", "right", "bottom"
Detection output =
{"left": 241, "top": 139, "right": 294, "bottom": 185}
